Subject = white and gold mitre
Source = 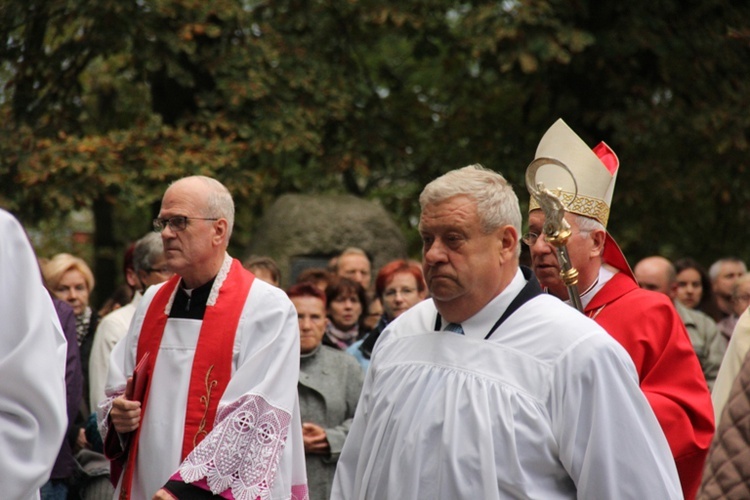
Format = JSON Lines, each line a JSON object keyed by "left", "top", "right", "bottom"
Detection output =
{"left": 528, "top": 118, "right": 619, "bottom": 228}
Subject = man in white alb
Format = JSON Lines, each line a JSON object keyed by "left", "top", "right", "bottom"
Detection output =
{"left": 331, "top": 165, "right": 682, "bottom": 499}
{"left": 0, "top": 209, "right": 67, "bottom": 499}
{"left": 99, "top": 176, "right": 307, "bottom": 499}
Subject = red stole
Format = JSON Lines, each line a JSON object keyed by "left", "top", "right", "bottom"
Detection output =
{"left": 119, "top": 259, "right": 254, "bottom": 500}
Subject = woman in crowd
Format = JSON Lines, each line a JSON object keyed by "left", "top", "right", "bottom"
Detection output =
{"left": 362, "top": 293, "right": 384, "bottom": 332}
{"left": 348, "top": 259, "right": 427, "bottom": 371}
{"left": 288, "top": 283, "right": 364, "bottom": 500}
{"left": 323, "top": 276, "right": 368, "bottom": 350}
{"left": 674, "top": 257, "right": 716, "bottom": 317}
{"left": 42, "top": 253, "right": 99, "bottom": 416}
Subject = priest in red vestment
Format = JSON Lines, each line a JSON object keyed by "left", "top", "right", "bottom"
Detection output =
{"left": 525, "top": 119, "right": 714, "bottom": 500}
{"left": 99, "top": 176, "right": 308, "bottom": 500}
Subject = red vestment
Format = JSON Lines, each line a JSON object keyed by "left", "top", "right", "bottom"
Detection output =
{"left": 586, "top": 272, "right": 714, "bottom": 500}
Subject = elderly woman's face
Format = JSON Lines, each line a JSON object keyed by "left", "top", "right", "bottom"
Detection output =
{"left": 53, "top": 269, "right": 90, "bottom": 316}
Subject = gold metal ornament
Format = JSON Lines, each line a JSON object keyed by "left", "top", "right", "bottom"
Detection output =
{"left": 525, "top": 157, "right": 584, "bottom": 312}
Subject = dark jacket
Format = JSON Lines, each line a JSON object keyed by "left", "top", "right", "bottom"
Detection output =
{"left": 51, "top": 297, "right": 84, "bottom": 480}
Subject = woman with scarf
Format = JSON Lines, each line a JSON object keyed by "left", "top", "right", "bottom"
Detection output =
{"left": 323, "top": 277, "right": 367, "bottom": 350}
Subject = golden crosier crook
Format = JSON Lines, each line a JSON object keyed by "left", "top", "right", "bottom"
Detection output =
{"left": 525, "top": 157, "right": 584, "bottom": 312}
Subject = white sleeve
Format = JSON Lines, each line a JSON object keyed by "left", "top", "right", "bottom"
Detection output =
{"left": 330, "top": 331, "right": 378, "bottom": 499}
{"left": 551, "top": 333, "right": 683, "bottom": 499}
{"left": 0, "top": 210, "right": 67, "bottom": 499}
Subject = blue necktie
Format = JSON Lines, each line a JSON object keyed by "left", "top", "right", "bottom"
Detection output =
{"left": 444, "top": 322, "right": 464, "bottom": 335}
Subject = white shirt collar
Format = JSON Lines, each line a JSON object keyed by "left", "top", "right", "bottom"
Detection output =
{"left": 456, "top": 268, "right": 526, "bottom": 339}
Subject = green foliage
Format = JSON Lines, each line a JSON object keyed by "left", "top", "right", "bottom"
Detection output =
{"left": 1, "top": 0, "right": 749, "bottom": 302}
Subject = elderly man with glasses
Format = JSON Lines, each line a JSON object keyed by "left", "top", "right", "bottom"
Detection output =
{"left": 525, "top": 119, "right": 714, "bottom": 500}
{"left": 99, "top": 176, "right": 308, "bottom": 500}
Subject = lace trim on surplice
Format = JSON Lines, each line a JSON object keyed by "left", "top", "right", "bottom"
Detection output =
{"left": 178, "top": 393, "right": 292, "bottom": 500}
{"left": 97, "top": 384, "right": 127, "bottom": 442}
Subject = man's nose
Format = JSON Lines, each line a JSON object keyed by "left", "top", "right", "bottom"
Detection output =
{"left": 424, "top": 241, "right": 448, "bottom": 264}
{"left": 530, "top": 234, "right": 552, "bottom": 253}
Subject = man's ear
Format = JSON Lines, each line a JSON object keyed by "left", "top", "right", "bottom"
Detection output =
{"left": 213, "top": 219, "right": 229, "bottom": 245}
{"left": 589, "top": 229, "right": 607, "bottom": 257}
{"left": 498, "top": 225, "right": 519, "bottom": 263}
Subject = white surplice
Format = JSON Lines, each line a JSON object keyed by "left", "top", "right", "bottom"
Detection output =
{"left": 0, "top": 209, "right": 67, "bottom": 500}
{"left": 332, "top": 268, "right": 682, "bottom": 500}
{"left": 101, "top": 255, "right": 308, "bottom": 499}
{"left": 89, "top": 291, "right": 141, "bottom": 411}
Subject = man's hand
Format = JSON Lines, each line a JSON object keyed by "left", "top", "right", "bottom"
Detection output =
{"left": 110, "top": 376, "right": 142, "bottom": 434}
{"left": 152, "top": 488, "right": 177, "bottom": 500}
{"left": 302, "top": 422, "right": 330, "bottom": 454}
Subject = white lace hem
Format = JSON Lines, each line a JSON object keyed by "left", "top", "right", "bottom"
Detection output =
{"left": 178, "top": 394, "right": 292, "bottom": 500}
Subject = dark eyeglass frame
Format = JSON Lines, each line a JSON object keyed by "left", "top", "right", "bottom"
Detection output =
{"left": 152, "top": 215, "right": 219, "bottom": 233}
{"left": 522, "top": 229, "right": 589, "bottom": 246}
{"left": 521, "top": 232, "right": 542, "bottom": 246}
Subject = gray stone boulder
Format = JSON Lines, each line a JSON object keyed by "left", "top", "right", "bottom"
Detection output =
{"left": 245, "top": 194, "right": 409, "bottom": 287}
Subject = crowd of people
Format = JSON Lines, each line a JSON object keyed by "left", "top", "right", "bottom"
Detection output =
{"left": 3, "top": 119, "right": 750, "bottom": 499}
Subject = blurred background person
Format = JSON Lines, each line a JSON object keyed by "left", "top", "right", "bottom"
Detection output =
{"left": 41, "top": 296, "right": 83, "bottom": 500}
{"left": 296, "top": 267, "right": 332, "bottom": 292}
{"left": 324, "top": 277, "right": 367, "bottom": 350}
{"left": 288, "top": 283, "right": 363, "bottom": 500}
{"left": 708, "top": 257, "right": 747, "bottom": 323}
{"left": 42, "top": 252, "right": 99, "bottom": 420}
{"left": 97, "top": 284, "right": 134, "bottom": 318}
{"left": 716, "top": 272, "right": 750, "bottom": 347}
{"left": 96, "top": 243, "right": 137, "bottom": 318}
{"left": 243, "top": 255, "right": 281, "bottom": 287}
{"left": 332, "top": 247, "right": 372, "bottom": 291}
{"left": 348, "top": 260, "right": 427, "bottom": 371}
{"left": 674, "top": 258, "right": 715, "bottom": 316}
{"left": 362, "top": 293, "right": 383, "bottom": 332}
{"left": 634, "top": 256, "right": 722, "bottom": 389}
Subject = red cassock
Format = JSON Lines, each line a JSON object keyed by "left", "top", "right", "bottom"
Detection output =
{"left": 586, "top": 272, "right": 714, "bottom": 500}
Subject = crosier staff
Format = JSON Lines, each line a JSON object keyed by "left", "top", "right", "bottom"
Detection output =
{"left": 525, "top": 157, "right": 584, "bottom": 312}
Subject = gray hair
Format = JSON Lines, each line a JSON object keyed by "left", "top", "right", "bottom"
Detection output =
{"left": 419, "top": 164, "right": 521, "bottom": 256}
{"left": 569, "top": 213, "right": 606, "bottom": 235}
{"left": 133, "top": 232, "right": 165, "bottom": 273}
{"left": 171, "top": 176, "right": 235, "bottom": 240}
{"left": 709, "top": 257, "right": 747, "bottom": 283}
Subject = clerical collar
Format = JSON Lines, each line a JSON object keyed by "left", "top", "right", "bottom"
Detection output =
{"left": 170, "top": 277, "right": 216, "bottom": 319}
{"left": 570, "top": 265, "right": 616, "bottom": 310}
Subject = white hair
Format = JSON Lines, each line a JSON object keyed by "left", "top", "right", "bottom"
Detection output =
{"left": 569, "top": 213, "right": 605, "bottom": 235}
{"left": 709, "top": 257, "right": 747, "bottom": 283}
{"left": 419, "top": 164, "right": 521, "bottom": 257}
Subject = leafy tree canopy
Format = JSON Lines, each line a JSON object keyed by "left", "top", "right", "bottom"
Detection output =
{"left": 1, "top": 0, "right": 749, "bottom": 301}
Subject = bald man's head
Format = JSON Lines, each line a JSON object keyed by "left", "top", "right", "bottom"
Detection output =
{"left": 634, "top": 256, "right": 676, "bottom": 296}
